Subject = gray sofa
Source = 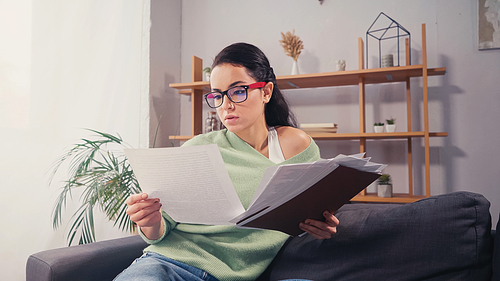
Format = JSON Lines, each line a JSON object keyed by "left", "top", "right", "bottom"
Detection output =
{"left": 27, "top": 192, "right": 499, "bottom": 281}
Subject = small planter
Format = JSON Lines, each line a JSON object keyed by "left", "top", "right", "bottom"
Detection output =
{"left": 385, "top": 124, "right": 396, "bottom": 133}
{"left": 374, "top": 125, "right": 384, "bottom": 133}
{"left": 377, "top": 174, "right": 392, "bottom": 197}
{"left": 385, "top": 118, "right": 396, "bottom": 133}
{"left": 378, "top": 184, "right": 393, "bottom": 197}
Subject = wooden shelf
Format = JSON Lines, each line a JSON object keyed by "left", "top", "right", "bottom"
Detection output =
{"left": 169, "top": 24, "right": 447, "bottom": 204}
{"left": 171, "top": 82, "right": 209, "bottom": 92}
{"left": 169, "top": 65, "right": 447, "bottom": 92}
{"left": 310, "top": 131, "right": 448, "bottom": 140}
{"left": 170, "top": 132, "right": 448, "bottom": 142}
{"left": 169, "top": 135, "right": 194, "bottom": 141}
{"left": 351, "top": 193, "right": 426, "bottom": 203}
{"left": 277, "top": 65, "right": 446, "bottom": 89}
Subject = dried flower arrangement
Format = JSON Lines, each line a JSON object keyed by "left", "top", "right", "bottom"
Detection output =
{"left": 279, "top": 29, "right": 304, "bottom": 61}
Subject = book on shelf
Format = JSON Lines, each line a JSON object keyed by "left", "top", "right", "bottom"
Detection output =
{"left": 125, "top": 144, "right": 385, "bottom": 236}
{"left": 300, "top": 123, "right": 338, "bottom": 134}
{"left": 302, "top": 128, "right": 338, "bottom": 133}
{"left": 300, "top": 123, "right": 338, "bottom": 128}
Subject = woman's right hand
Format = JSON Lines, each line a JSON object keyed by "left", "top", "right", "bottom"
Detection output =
{"left": 126, "top": 193, "right": 164, "bottom": 240}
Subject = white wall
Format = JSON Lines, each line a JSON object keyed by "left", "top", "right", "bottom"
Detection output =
{"left": 0, "top": 0, "right": 150, "bottom": 279}
{"left": 179, "top": 0, "right": 500, "bottom": 225}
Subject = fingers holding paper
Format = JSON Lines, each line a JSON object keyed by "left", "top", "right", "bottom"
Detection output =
{"left": 126, "top": 193, "right": 163, "bottom": 228}
{"left": 299, "top": 211, "right": 339, "bottom": 240}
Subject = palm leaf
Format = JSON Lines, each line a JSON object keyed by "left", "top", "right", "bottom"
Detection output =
{"left": 49, "top": 129, "right": 141, "bottom": 245}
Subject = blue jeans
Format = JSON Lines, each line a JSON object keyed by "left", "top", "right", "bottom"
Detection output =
{"left": 114, "top": 252, "right": 311, "bottom": 281}
{"left": 113, "top": 252, "right": 219, "bottom": 281}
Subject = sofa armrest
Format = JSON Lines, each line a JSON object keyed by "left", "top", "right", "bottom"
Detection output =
{"left": 26, "top": 235, "right": 147, "bottom": 281}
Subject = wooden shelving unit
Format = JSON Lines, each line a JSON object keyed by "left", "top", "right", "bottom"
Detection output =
{"left": 169, "top": 24, "right": 447, "bottom": 204}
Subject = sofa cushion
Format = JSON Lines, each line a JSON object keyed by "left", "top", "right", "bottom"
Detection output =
{"left": 258, "top": 191, "right": 493, "bottom": 281}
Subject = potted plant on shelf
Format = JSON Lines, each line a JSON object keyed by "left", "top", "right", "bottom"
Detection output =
{"left": 203, "top": 67, "right": 211, "bottom": 81}
{"left": 377, "top": 174, "right": 393, "bottom": 197}
{"left": 374, "top": 122, "right": 384, "bottom": 133}
{"left": 49, "top": 129, "right": 141, "bottom": 245}
{"left": 386, "top": 117, "right": 396, "bottom": 133}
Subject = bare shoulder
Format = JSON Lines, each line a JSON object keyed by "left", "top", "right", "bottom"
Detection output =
{"left": 275, "top": 126, "right": 311, "bottom": 159}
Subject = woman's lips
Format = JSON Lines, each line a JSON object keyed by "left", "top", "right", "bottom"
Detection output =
{"left": 225, "top": 115, "right": 238, "bottom": 124}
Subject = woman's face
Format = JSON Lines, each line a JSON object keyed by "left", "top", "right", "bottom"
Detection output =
{"left": 210, "top": 63, "right": 271, "bottom": 134}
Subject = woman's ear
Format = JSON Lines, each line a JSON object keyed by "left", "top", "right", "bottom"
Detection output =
{"left": 263, "top": 82, "right": 273, "bottom": 103}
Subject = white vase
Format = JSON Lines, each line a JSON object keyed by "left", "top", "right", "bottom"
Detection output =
{"left": 386, "top": 124, "right": 396, "bottom": 133}
{"left": 378, "top": 184, "right": 393, "bottom": 197}
{"left": 291, "top": 60, "right": 299, "bottom": 75}
{"left": 374, "top": 126, "right": 384, "bottom": 133}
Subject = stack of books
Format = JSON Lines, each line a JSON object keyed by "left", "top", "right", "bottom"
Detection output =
{"left": 300, "top": 123, "right": 338, "bottom": 134}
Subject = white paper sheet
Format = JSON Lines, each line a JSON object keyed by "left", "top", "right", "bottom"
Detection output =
{"left": 126, "top": 146, "right": 386, "bottom": 228}
{"left": 125, "top": 144, "right": 245, "bottom": 225}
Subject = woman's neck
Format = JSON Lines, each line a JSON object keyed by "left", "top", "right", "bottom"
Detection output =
{"left": 235, "top": 122, "right": 269, "bottom": 154}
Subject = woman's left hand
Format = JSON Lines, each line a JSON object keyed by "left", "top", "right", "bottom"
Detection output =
{"left": 299, "top": 211, "right": 339, "bottom": 240}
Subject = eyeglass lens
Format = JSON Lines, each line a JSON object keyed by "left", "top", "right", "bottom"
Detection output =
{"left": 206, "top": 86, "right": 247, "bottom": 108}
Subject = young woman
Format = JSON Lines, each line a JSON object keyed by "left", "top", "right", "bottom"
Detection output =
{"left": 116, "top": 43, "right": 339, "bottom": 281}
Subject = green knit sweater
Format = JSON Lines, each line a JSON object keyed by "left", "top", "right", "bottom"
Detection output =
{"left": 140, "top": 129, "right": 320, "bottom": 281}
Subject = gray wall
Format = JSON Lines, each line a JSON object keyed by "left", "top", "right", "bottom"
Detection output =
{"left": 149, "top": 0, "right": 182, "bottom": 148}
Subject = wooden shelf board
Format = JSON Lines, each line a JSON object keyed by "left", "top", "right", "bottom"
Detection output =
{"left": 168, "top": 135, "right": 194, "bottom": 141}
{"left": 310, "top": 131, "right": 448, "bottom": 140}
{"left": 351, "top": 193, "right": 426, "bottom": 203}
{"left": 169, "top": 65, "right": 447, "bottom": 91}
{"left": 277, "top": 66, "right": 446, "bottom": 89}
{"left": 170, "top": 81, "right": 210, "bottom": 91}
{"left": 169, "top": 132, "right": 448, "bottom": 142}
{"left": 178, "top": 89, "right": 192, "bottom": 95}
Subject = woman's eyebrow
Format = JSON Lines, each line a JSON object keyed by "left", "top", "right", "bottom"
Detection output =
{"left": 211, "top": 80, "right": 246, "bottom": 92}
{"left": 228, "top": 81, "right": 245, "bottom": 88}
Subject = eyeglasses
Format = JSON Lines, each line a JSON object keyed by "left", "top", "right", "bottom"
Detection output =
{"left": 204, "top": 82, "right": 267, "bottom": 108}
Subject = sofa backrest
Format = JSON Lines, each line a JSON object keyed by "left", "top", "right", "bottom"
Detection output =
{"left": 259, "top": 191, "right": 493, "bottom": 281}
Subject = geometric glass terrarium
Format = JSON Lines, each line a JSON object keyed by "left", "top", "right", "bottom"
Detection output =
{"left": 366, "top": 12, "right": 411, "bottom": 68}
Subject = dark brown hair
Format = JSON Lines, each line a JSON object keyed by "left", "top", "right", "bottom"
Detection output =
{"left": 212, "top": 42, "right": 297, "bottom": 127}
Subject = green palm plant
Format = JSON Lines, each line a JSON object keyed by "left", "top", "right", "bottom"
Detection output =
{"left": 49, "top": 129, "right": 141, "bottom": 246}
